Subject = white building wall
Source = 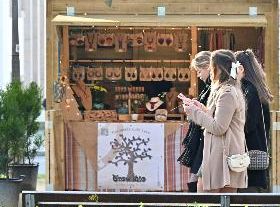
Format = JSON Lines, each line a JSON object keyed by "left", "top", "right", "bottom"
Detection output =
{"left": 19, "top": 0, "right": 46, "bottom": 97}
{"left": 0, "top": 0, "right": 12, "bottom": 89}
{"left": 0, "top": 0, "right": 46, "bottom": 97}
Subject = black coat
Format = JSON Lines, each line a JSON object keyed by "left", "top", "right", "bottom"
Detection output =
{"left": 177, "top": 78, "right": 211, "bottom": 174}
{"left": 241, "top": 79, "right": 270, "bottom": 188}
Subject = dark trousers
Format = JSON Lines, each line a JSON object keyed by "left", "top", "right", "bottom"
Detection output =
{"left": 187, "top": 181, "right": 198, "bottom": 192}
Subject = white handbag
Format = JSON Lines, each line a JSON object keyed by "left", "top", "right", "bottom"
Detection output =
{"left": 227, "top": 152, "right": 250, "bottom": 172}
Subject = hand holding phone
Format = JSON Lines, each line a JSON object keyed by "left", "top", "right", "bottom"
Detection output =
{"left": 177, "top": 93, "right": 192, "bottom": 105}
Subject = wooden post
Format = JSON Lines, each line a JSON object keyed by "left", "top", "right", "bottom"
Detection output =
{"left": 189, "top": 26, "right": 198, "bottom": 97}
{"left": 271, "top": 111, "right": 280, "bottom": 192}
{"left": 45, "top": 110, "right": 65, "bottom": 190}
{"left": 61, "top": 26, "right": 69, "bottom": 77}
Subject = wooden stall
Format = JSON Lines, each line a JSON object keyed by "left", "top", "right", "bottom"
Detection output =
{"left": 46, "top": 0, "right": 279, "bottom": 191}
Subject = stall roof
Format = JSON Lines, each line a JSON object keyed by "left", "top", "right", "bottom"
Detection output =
{"left": 52, "top": 14, "right": 267, "bottom": 27}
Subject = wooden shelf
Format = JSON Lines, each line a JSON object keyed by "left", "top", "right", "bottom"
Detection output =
{"left": 144, "top": 113, "right": 185, "bottom": 121}
{"left": 69, "top": 59, "right": 191, "bottom": 63}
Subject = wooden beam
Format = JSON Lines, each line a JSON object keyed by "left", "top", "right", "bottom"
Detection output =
{"left": 271, "top": 111, "right": 277, "bottom": 192}
{"left": 61, "top": 26, "right": 69, "bottom": 77}
{"left": 52, "top": 15, "right": 268, "bottom": 27}
{"left": 189, "top": 26, "right": 197, "bottom": 98}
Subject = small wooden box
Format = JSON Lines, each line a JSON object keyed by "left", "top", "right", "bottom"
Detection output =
{"left": 84, "top": 110, "right": 117, "bottom": 121}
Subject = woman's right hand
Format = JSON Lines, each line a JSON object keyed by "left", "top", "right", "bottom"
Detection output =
{"left": 191, "top": 99, "right": 208, "bottom": 112}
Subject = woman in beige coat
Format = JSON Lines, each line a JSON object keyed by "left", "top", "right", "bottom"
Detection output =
{"left": 182, "top": 50, "right": 248, "bottom": 192}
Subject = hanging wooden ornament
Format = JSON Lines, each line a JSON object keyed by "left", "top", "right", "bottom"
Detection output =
{"left": 98, "top": 33, "right": 115, "bottom": 47}
{"left": 133, "top": 33, "right": 144, "bottom": 46}
{"left": 85, "top": 31, "right": 97, "bottom": 52}
{"left": 151, "top": 67, "right": 163, "bottom": 81}
{"left": 127, "top": 34, "right": 134, "bottom": 47}
{"left": 144, "top": 31, "right": 157, "bottom": 52}
{"left": 76, "top": 32, "right": 85, "bottom": 46}
{"left": 105, "top": 67, "right": 122, "bottom": 80}
{"left": 86, "top": 67, "right": 103, "bottom": 81}
{"left": 115, "top": 33, "right": 128, "bottom": 52}
{"left": 125, "top": 67, "right": 137, "bottom": 81}
{"left": 69, "top": 34, "right": 77, "bottom": 46}
{"left": 174, "top": 31, "right": 188, "bottom": 52}
{"left": 157, "top": 33, "right": 174, "bottom": 47}
{"left": 177, "top": 68, "right": 191, "bottom": 82}
{"left": 164, "top": 67, "right": 177, "bottom": 81}
{"left": 72, "top": 66, "right": 85, "bottom": 82}
{"left": 140, "top": 66, "right": 152, "bottom": 81}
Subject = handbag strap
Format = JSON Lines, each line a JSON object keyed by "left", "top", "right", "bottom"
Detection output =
{"left": 260, "top": 102, "right": 269, "bottom": 152}
{"left": 222, "top": 134, "right": 248, "bottom": 157}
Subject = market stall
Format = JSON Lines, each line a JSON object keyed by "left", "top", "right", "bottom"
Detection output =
{"left": 46, "top": 0, "right": 279, "bottom": 192}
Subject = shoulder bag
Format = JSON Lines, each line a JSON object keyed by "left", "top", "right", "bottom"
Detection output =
{"left": 226, "top": 139, "right": 250, "bottom": 173}
{"left": 247, "top": 103, "right": 270, "bottom": 170}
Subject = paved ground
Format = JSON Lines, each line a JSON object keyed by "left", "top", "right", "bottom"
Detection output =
{"left": 34, "top": 155, "right": 46, "bottom": 190}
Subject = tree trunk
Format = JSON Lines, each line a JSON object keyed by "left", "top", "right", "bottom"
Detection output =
{"left": 127, "top": 162, "right": 134, "bottom": 181}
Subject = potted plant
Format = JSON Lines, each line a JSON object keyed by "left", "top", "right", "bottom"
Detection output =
{"left": 0, "top": 81, "right": 26, "bottom": 207}
{"left": 8, "top": 81, "right": 43, "bottom": 191}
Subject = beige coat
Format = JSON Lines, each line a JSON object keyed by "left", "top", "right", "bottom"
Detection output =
{"left": 188, "top": 83, "right": 248, "bottom": 191}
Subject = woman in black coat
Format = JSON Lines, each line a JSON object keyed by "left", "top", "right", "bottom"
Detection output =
{"left": 177, "top": 51, "right": 211, "bottom": 192}
{"left": 236, "top": 49, "right": 273, "bottom": 192}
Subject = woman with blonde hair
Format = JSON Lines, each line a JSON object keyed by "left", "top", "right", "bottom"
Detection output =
{"left": 182, "top": 49, "right": 248, "bottom": 192}
{"left": 177, "top": 51, "right": 211, "bottom": 192}
{"left": 236, "top": 49, "right": 273, "bottom": 192}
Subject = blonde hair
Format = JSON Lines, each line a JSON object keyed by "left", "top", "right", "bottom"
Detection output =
{"left": 191, "top": 51, "right": 211, "bottom": 70}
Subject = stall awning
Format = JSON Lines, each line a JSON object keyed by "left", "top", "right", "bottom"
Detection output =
{"left": 52, "top": 14, "right": 267, "bottom": 27}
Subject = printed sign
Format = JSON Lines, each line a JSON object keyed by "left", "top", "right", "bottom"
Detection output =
{"left": 97, "top": 123, "right": 164, "bottom": 191}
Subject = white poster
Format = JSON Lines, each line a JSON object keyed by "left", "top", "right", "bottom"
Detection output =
{"left": 97, "top": 123, "right": 164, "bottom": 191}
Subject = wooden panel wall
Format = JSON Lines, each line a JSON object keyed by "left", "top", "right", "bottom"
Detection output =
{"left": 45, "top": 109, "right": 65, "bottom": 190}
{"left": 271, "top": 111, "right": 280, "bottom": 192}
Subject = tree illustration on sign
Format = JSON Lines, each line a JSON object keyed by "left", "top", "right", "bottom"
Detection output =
{"left": 109, "top": 134, "right": 152, "bottom": 180}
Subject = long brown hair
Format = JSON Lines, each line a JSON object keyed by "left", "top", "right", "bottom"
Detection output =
{"left": 211, "top": 49, "right": 237, "bottom": 85}
{"left": 235, "top": 49, "right": 273, "bottom": 104}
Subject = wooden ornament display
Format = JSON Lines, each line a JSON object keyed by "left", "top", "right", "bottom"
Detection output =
{"left": 157, "top": 33, "right": 174, "bottom": 47}
{"left": 125, "top": 67, "right": 137, "bottom": 81}
{"left": 174, "top": 31, "right": 188, "bottom": 52}
{"left": 144, "top": 31, "right": 157, "bottom": 52}
{"left": 98, "top": 33, "right": 115, "bottom": 47}
{"left": 115, "top": 33, "right": 128, "bottom": 52}
{"left": 72, "top": 66, "right": 85, "bottom": 82}
{"left": 177, "top": 68, "right": 191, "bottom": 82}
{"left": 86, "top": 67, "right": 103, "bottom": 81}
{"left": 151, "top": 67, "right": 163, "bottom": 81}
{"left": 85, "top": 31, "right": 97, "bottom": 52}
{"left": 140, "top": 67, "right": 152, "bottom": 81}
{"left": 105, "top": 67, "right": 122, "bottom": 80}
{"left": 76, "top": 33, "right": 85, "bottom": 46}
{"left": 164, "top": 67, "right": 177, "bottom": 81}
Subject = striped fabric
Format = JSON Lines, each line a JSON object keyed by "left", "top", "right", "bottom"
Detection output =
{"left": 65, "top": 121, "right": 189, "bottom": 191}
